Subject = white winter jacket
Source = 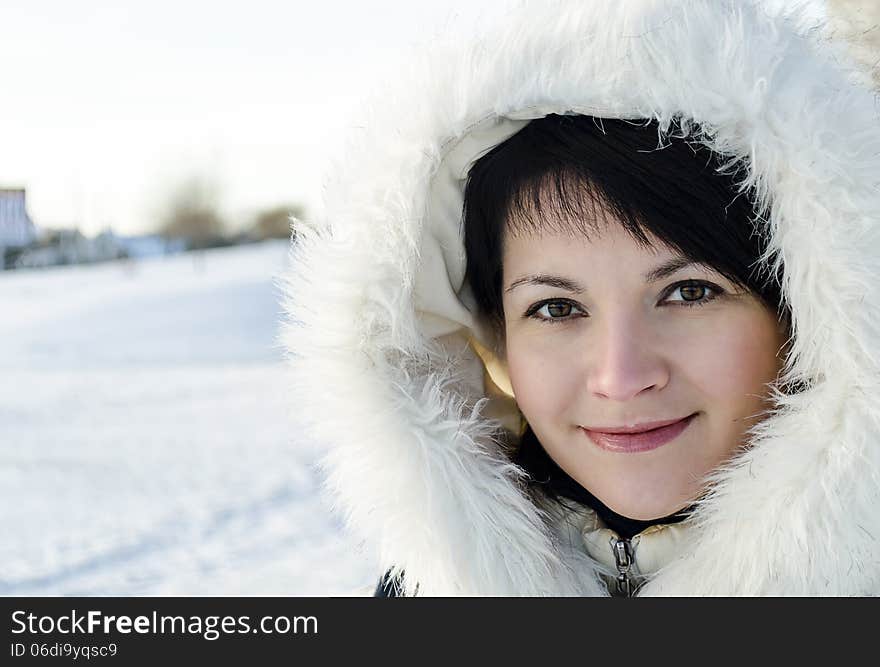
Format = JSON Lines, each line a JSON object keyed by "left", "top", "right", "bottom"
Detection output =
{"left": 282, "top": 0, "right": 880, "bottom": 595}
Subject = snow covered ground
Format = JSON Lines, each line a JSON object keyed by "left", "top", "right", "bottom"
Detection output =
{"left": 0, "top": 240, "right": 377, "bottom": 596}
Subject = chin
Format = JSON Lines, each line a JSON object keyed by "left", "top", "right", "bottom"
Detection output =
{"left": 599, "top": 490, "right": 691, "bottom": 522}
{"left": 577, "top": 454, "right": 702, "bottom": 521}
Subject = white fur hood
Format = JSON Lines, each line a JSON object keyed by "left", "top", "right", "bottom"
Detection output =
{"left": 281, "top": 0, "right": 880, "bottom": 595}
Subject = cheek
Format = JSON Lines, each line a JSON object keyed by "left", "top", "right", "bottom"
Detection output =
{"left": 684, "top": 311, "right": 783, "bottom": 410}
{"left": 505, "top": 335, "right": 580, "bottom": 422}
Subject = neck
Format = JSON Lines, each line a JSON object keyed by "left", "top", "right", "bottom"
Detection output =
{"left": 577, "top": 487, "right": 691, "bottom": 539}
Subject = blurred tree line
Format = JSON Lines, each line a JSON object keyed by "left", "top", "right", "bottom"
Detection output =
{"left": 157, "top": 176, "right": 302, "bottom": 250}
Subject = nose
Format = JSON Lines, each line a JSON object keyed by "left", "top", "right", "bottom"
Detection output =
{"left": 586, "top": 313, "right": 670, "bottom": 401}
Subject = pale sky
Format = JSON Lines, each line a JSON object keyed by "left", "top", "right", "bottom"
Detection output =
{"left": 2, "top": 0, "right": 824, "bottom": 236}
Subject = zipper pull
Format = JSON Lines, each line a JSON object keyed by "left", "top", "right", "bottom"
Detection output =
{"left": 612, "top": 538, "right": 635, "bottom": 597}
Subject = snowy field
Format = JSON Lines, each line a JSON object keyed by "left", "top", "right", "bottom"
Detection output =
{"left": 0, "top": 240, "right": 376, "bottom": 596}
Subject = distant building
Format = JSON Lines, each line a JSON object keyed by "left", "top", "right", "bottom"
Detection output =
{"left": 0, "top": 188, "right": 37, "bottom": 247}
{"left": 12, "top": 228, "right": 126, "bottom": 270}
{"left": 0, "top": 188, "right": 38, "bottom": 270}
{"left": 115, "top": 234, "right": 186, "bottom": 258}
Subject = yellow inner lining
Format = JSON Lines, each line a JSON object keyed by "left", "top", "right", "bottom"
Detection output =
{"left": 467, "top": 335, "right": 528, "bottom": 438}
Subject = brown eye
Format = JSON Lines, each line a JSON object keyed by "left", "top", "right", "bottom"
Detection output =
{"left": 546, "top": 302, "right": 572, "bottom": 318}
{"left": 527, "top": 299, "right": 586, "bottom": 323}
{"left": 679, "top": 285, "right": 706, "bottom": 301}
{"left": 664, "top": 281, "right": 723, "bottom": 307}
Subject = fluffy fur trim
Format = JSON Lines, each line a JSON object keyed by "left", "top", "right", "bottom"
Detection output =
{"left": 281, "top": 0, "right": 880, "bottom": 595}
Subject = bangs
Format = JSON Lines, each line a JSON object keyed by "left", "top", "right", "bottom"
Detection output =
{"left": 502, "top": 166, "right": 751, "bottom": 294}
{"left": 504, "top": 166, "right": 656, "bottom": 250}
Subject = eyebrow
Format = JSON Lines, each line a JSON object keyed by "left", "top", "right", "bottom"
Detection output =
{"left": 642, "top": 256, "right": 699, "bottom": 283}
{"left": 504, "top": 257, "right": 699, "bottom": 294}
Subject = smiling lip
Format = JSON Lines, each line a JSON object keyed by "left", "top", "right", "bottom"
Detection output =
{"left": 581, "top": 414, "right": 697, "bottom": 453}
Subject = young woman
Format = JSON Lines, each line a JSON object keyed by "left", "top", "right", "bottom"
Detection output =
{"left": 282, "top": 1, "right": 880, "bottom": 595}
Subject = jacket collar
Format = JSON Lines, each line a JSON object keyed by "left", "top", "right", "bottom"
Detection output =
{"left": 580, "top": 508, "right": 692, "bottom": 596}
{"left": 538, "top": 496, "right": 692, "bottom": 596}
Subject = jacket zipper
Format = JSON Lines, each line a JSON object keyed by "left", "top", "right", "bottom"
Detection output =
{"left": 612, "top": 538, "right": 635, "bottom": 597}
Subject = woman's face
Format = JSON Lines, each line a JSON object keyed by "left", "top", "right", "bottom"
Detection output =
{"left": 501, "top": 219, "right": 788, "bottom": 520}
